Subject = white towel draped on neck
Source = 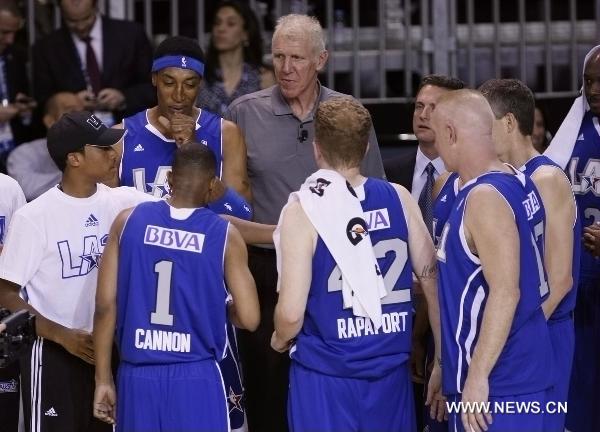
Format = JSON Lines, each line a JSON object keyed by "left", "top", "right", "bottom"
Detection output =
{"left": 545, "top": 45, "right": 600, "bottom": 169}
{"left": 274, "top": 169, "right": 386, "bottom": 329}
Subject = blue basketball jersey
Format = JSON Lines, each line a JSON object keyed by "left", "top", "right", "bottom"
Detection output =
{"left": 116, "top": 200, "right": 229, "bottom": 364}
{"left": 121, "top": 109, "right": 223, "bottom": 197}
{"left": 290, "top": 178, "right": 414, "bottom": 379}
{"left": 433, "top": 172, "right": 460, "bottom": 248}
{"left": 565, "top": 111, "right": 600, "bottom": 278}
{"left": 521, "top": 154, "right": 582, "bottom": 320}
{"left": 437, "top": 171, "right": 553, "bottom": 396}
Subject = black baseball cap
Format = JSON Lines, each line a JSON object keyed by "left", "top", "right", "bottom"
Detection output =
{"left": 47, "top": 111, "right": 125, "bottom": 167}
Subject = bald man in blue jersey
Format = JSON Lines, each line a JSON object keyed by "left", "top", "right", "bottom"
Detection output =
{"left": 432, "top": 90, "right": 553, "bottom": 432}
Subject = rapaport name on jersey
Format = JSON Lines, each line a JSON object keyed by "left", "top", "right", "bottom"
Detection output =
{"left": 337, "top": 312, "right": 408, "bottom": 339}
{"left": 135, "top": 329, "right": 191, "bottom": 353}
{"left": 144, "top": 225, "right": 205, "bottom": 254}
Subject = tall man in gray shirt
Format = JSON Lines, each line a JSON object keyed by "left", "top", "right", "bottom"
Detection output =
{"left": 226, "top": 13, "right": 385, "bottom": 432}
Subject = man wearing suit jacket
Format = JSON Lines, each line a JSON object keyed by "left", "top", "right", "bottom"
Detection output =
{"left": 383, "top": 74, "right": 464, "bottom": 432}
{"left": 384, "top": 75, "right": 464, "bottom": 196}
{"left": 32, "top": 0, "right": 155, "bottom": 125}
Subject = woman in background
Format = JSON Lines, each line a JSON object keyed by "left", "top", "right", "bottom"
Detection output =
{"left": 533, "top": 102, "right": 552, "bottom": 152}
{"left": 198, "top": 1, "right": 275, "bottom": 117}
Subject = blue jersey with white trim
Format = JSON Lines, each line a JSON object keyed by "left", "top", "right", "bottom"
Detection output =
{"left": 121, "top": 109, "right": 223, "bottom": 197}
{"left": 521, "top": 154, "right": 581, "bottom": 320}
{"left": 564, "top": 111, "right": 600, "bottom": 278}
{"left": 116, "top": 200, "right": 229, "bottom": 365}
{"left": 437, "top": 171, "right": 553, "bottom": 396}
{"left": 433, "top": 172, "right": 459, "bottom": 248}
{"left": 291, "top": 178, "right": 414, "bottom": 379}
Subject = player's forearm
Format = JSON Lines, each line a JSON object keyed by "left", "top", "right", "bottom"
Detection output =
{"left": 420, "top": 277, "right": 442, "bottom": 360}
{"left": 542, "top": 275, "right": 573, "bottom": 319}
{"left": 468, "top": 287, "right": 518, "bottom": 379}
{"left": 222, "top": 215, "right": 275, "bottom": 245}
{"left": 93, "top": 303, "right": 116, "bottom": 383}
{"left": 274, "top": 305, "right": 303, "bottom": 344}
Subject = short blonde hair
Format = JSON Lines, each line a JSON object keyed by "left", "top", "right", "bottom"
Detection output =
{"left": 273, "top": 14, "right": 326, "bottom": 57}
{"left": 315, "top": 98, "right": 372, "bottom": 169}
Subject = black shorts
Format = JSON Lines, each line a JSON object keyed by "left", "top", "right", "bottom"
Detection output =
{"left": 20, "top": 337, "right": 111, "bottom": 432}
{"left": 0, "top": 360, "right": 20, "bottom": 431}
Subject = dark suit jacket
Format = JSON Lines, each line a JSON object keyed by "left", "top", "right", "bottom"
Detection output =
{"left": 3, "top": 46, "right": 35, "bottom": 145}
{"left": 383, "top": 146, "right": 418, "bottom": 192}
{"left": 32, "top": 17, "right": 156, "bottom": 121}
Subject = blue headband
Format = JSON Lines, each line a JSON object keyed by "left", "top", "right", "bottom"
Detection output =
{"left": 151, "top": 55, "right": 204, "bottom": 77}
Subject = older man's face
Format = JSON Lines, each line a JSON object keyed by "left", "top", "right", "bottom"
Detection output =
{"left": 272, "top": 33, "right": 324, "bottom": 102}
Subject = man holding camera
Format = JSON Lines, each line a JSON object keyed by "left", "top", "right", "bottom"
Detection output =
{"left": 0, "top": 169, "right": 25, "bottom": 432}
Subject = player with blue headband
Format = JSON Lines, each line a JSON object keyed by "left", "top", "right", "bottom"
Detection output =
{"left": 108, "top": 36, "right": 253, "bottom": 432}
{"left": 111, "top": 36, "right": 252, "bottom": 222}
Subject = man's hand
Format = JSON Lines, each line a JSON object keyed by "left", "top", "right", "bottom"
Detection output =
{"left": 97, "top": 88, "right": 126, "bottom": 111}
{"left": 0, "top": 104, "right": 19, "bottom": 122}
{"left": 426, "top": 363, "right": 447, "bottom": 422}
{"left": 58, "top": 327, "right": 95, "bottom": 364}
{"left": 93, "top": 382, "right": 116, "bottom": 424}
{"left": 270, "top": 331, "right": 292, "bottom": 353}
{"left": 583, "top": 222, "right": 600, "bottom": 257}
{"left": 461, "top": 372, "right": 492, "bottom": 432}
{"left": 0, "top": 322, "right": 5, "bottom": 333}
{"left": 158, "top": 114, "right": 195, "bottom": 147}
{"left": 77, "top": 89, "right": 97, "bottom": 110}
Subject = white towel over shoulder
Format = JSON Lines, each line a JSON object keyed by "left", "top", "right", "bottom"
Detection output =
{"left": 274, "top": 169, "right": 386, "bottom": 329}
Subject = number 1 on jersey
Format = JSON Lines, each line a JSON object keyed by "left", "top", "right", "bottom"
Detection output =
{"left": 151, "top": 260, "right": 174, "bottom": 326}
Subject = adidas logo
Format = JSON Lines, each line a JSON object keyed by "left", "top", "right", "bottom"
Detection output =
{"left": 577, "top": 133, "right": 585, "bottom": 141}
{"left": 134, "top": 143, "right": 145, "bottom": 152}
{"left": 224, "top": 203, "right": 233, "bottom": 212}
{"left": 85, "top": 214, "right": 99, "bottom": 227}
{"left": 440, "top": 194, "right": 447, "bottom": 202}
{"left": 44, "top": 407, "right": 58, "bottom": 417}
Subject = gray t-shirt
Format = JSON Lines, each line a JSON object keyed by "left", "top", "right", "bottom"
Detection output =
{"left": 225, "top": 84, "right": 386, "bottom": 224}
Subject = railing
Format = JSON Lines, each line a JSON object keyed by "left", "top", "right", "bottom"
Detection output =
{"left": 25, "top": 0, "right": 598, "bottom": 103}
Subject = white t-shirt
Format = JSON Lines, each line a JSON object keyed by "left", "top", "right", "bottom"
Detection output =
{"left": 0, "top": 173, "right": 26, "bottom": 244}
{"left": 0, "top": 184, "right": 150, "bottom": 331}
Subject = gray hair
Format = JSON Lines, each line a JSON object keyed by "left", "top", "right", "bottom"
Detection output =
{"left": 273, "top": 14, "right": 326, "bottom": 57}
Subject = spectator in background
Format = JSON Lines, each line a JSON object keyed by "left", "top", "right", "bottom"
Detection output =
{"left": 197, "top": 0, "right": 275, "bottom": 117}
{"left": 7, "top": 92, "right": 84, "bottom": 201}
{"left": 532, "top": 102, "right": 552, "bottom": 153}
{"left": 384, "top": 74, "right": 464, "bottom": 432}
{"left": 32, "top": 0, "right": 155, "bottom": 127}
{"left": 226, "top": 14, "right": 385, "bottom": 432}
{"left": 0, "top": 0, "right": 37, "bottom": 173}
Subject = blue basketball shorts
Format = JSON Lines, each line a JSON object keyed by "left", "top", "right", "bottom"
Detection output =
{"left": 116, "top": 360, "right": 229, "bottom": 432}
{"left": 566, "top": 274, "right": 600, "bottom": 432}
{"left": 544, "top": 316, "right": 574, "bottom": 432}
{"left": 288, "top": 360, "right": 416, "bottom": 432}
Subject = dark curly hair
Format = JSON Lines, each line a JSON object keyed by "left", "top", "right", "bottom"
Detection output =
{"left": 204, "top": 1, "right": 265, "bottom": 84}
{"left": 154, "top": 35, "right": 205, "bottom": 63}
